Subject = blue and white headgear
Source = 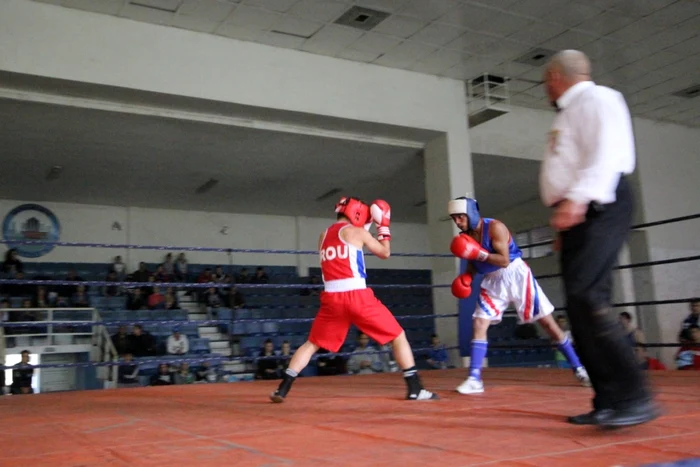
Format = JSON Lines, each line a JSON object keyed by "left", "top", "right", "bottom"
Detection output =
{"left": 447, "top": 196, "right": 481, "bottom": 230}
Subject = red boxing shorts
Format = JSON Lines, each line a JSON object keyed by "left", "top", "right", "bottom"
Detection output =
{"left": 308, "top": 288, "right": 403, "bottom": 352}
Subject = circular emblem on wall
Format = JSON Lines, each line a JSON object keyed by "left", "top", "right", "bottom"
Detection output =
{"left": 2, "top": 204, "right": 61, "bottom": 258}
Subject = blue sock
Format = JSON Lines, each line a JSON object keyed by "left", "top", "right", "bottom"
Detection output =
{"left": 557, "top": 337, "right": 582, "bottom": 369}
{"left": 469, "top": 340, "right": 488, "bottom": 380}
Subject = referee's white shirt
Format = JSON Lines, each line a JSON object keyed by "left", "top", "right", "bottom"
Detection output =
{"left": 539, "top": 81, "right": 636, "bottom": 207}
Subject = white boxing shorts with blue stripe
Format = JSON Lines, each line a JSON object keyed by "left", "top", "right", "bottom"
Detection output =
{"left": 473, "top": 257, "right": 554, "bottom": 323}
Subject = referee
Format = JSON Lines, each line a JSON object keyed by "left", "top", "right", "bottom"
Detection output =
{"left": 539, "top": 50, "right": 659, "bottom": 428}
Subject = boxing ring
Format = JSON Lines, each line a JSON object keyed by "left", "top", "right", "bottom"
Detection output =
{"left": 1, "top": 214, "right": 699, "bottom": 467}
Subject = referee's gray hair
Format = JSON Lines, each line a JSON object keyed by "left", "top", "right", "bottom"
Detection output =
{"left": 548, "top": 50, "right": 591, "bottom": 78}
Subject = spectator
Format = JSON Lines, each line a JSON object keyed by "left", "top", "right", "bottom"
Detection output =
{"left": 174, "top": 253, "right": 188, "bottom": 282}
{"left": 256, "top": 339, "right": 279, "bottom": 380}
{"left": 204, "top": 287, "right": 222, "bottom": 309}
{"left": 162, "top": 253, "right": 175, "bottom": 277}
{"left": 109, "top": 256, "right": 126, "bottom": 279}
{"left": 163, "top": 293, "right": 178, "bottom": 310}
{"left": 300, "top": 275, "right": 321, "bottom": 296}
{"left": 148, "top": 287, "right": 165, "bottom": 310}
{"left": 174, "top": 363, "right": 194, "bottom": 384}
{"left": 117, "top": 353, "right": 140, "bottom": 388}
{"left": 132, "top": 262, "right": 150, "bottom": 284}
{"left": 112, "top": 325, "right": 131, "bottom": 355}
{"left": 153, "top": 265, "right": 170, "bottom": 283}
{"left": 251, "top": 267, "right": 269, "bottom": 284}
{"left": 166, "top": 327, "right": 189, "bottom": 355}
{"left": 197, "top": 268, "right": 213, "bottom": 284}
{"left": 316, "top": 348, "right": 345, "bottom": 376}
{"left": 194, "top": 361, "right": 217, "bottom": 383}
{"left": 236, "top": 268, "right": 250, "bottom": 284}
{"left": 7, "top": 271, "right": 32, "bottom": 297}
{"left": 32, "top": 286, "right": 50, "bottom": 308}
{"left": 426, "top": 334, "right": 448, "bottom": 370}
{"left": 150, "top": 363, "right": 174, "bottom": 386}
{"left": 229, "top": 286, "right": 245, "bottom": 309}
{"left": 679, "top": 299, "right": 700, "bottom": 343}
{"left": 59, "top": 270, "right": 85, "bottom": 300}
{"left": 380, "top": 342, "right": 398, "bottom": 373}
{"left": 102, "top": 271, "right": 121, "bottom": 297}
{"left": 212, "top": 266, "right": 228, "bottom": 283}
{"left": 127, "top": 288, "right": 147, "bottom": 311}
{"left": 71, "top": 285, "right": 90, "bottom": 308}
{"left": 3, "top": 249, "right": 23, "bottom": 276}
{"left": 554, "top": 314, "right": 574, "bottom": 368}
{"left": 129, "top": 324, "right": 156, "bottom": 357}
{"left": 277, "top": 341, "right": 292, "bottom": 374}
{"left": 347, "top": 333, "right": 382, "bottom": 375}
{"left": 143, "top": 274, "right": 156, "bottom": 297}
{"left": 676, "top": 325, "right": 700, "bottom": 371}
{"left": 10, "top": 350, "right": 33, "bottom": 394}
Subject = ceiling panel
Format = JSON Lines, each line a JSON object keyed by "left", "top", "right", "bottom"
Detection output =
{"left": 29, "top": 0, "right": 700, "bottom": 128}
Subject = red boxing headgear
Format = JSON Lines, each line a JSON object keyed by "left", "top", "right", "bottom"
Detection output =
{"left": 335, "top": 196, "right": 370, "bottom": 227}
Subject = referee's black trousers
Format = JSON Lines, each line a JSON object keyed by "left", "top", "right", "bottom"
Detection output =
{"left": 559, "top": 176, "right": 651, "bottom": 410}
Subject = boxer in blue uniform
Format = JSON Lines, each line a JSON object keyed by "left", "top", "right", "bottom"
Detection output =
{"left": 448, "top": 196, "right": 590, "bottom": 394}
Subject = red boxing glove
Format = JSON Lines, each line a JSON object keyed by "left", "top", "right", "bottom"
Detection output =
{"left": 370, "top": 199, "right": 391, "bottom": 241}
{"left": 451, "top": 273, "right": 473, "bottom": 299}
{"left": 450, "top": 234, "right": 489, "bottom": 262}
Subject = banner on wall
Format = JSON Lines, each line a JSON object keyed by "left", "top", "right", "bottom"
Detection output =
{"left": 2, "top": 204, "right": 61, "bottom": 258}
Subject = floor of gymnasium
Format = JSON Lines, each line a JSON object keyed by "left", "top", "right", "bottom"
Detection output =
{"left": 1, "top": 368, "right": 698, "bottom": 467}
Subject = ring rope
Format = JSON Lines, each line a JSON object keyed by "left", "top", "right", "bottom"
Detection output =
{"left": 538, "top": 255, "right": 700, "bottom": 280}
{"left": 1, "top": 213, "right": 698, "bottom": 257}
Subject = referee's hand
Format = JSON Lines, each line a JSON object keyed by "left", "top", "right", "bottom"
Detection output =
{"left": 551, "top": 200, "right": 587, "bottom": 231}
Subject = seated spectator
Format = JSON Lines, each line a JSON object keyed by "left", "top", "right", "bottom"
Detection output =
{"left": 129, "top": 324, "right": 156, "bottom": 357}
{"left": 277, "top": 340, "right": 292, "bottom": 374}
{"left": 300, "top": 275, "right": 321, "bottom": 296}
{"left": 676, "top": 325, "right": 700, "bottom": 370}
{"left": 127, "top": 288, "right": 147, "bottom": 311}
{"left": 7, "top": 271, "right": 32, "bottom": 297}
{"left": 229, "top": 286, "right": 245, "bottom": 309}
{"left": 163, "top": 293, "right": 178, "bottom": 310}
{"left": 426, "top": 334, "right": 449, "bottom": 370}
{"left": 174, "top": 253, "right": 188, "bottom": 282}
{"left": 109, "top": 255, "right": 126, "bottom": 279}
{"left": 347, "top": 333, "right": 383, "bottom": 375}
{"left": 10, "top": 350, "right": 33, "bottom": 394}
{"left": 619, "top": 311, "right": 646, "bottom": 352}
{"left": 59, "top": 270, "right": 85, "bottom": 301}
{"left": 251, "top": 267, "right": 269, "bottom": 284}
{"left": 162, "top": 253, "right": 175, "bottom": 278}
{"left": 197, "top": 268, "right": 213, "bottom": 284}
{"left": 112, "top": 325, "right": 132, "bottom": 355}
{"left": 71, "top": 285, "right": 90, "bottom": 308}
{"left": 32, "top": 286, "right": 51, "bottom": 308}
{"left": 212, "top": 266, "right": 228, "bottom": 283}
{"left": 166, "top": 327, "right": 189, "bottom": 355}
{"left": 235, "top": 268, "right": 250, "bottom": 284}
{"left": 132, "top": 262, "right": 150, "bottom": 284}
{"left": 142, "top": 274, "right": 156, "bottom": 297}
{"left": 194, "top": 361, "right": 218, "bottom": 383}
{"left": 553, "top": 314, "right": 574, "bottom": 368}
{"left": 217, "top": 276, "right": 234, "bottom": 304}
{"left": 679, "top": 299, "right": 699, "bottom": 343}
{"left": 117, "top": 353, "right": 140, "bottom": 387}
{"left": 204, "top": 287, "right": 222, "bottom": 308}
{"left": 174, "top": 363, "right": 194, "bottom": 384}
{"left": 147, "top": 287, "right": 165, "bottom": 310}
{"left": 153, "top": 265, "right": 170, "bottom": 283}
{"left": 317, "top": 348, "right": 345, "bottom": 376}
{"left": 150, "top": 364, "right": 174, "bottom": 386}
{"left": 102, "top": 271, "right": 121, "bottom": 297}
{"left": 256, "top": 339, "right": 279, "bottom": 380}
{"left": 380, "top": 342, "right": 398, "bottom": 373}
{"left": 3, "top": 248, "right": 23, "bottom": 276}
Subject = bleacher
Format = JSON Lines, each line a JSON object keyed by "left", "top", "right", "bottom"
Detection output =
{"left": 6, "top": 261, "right": 557, "bottom": 373}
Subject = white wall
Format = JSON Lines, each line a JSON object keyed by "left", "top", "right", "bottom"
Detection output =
{"left": 0, "top": 199, "right": 432, "bottom": 273}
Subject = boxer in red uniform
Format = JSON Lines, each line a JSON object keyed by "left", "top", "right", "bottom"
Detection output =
{"left": 270, "top": 196, "right": 438, "bottom": 402}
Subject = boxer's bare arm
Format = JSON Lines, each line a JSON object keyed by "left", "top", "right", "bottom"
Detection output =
{"left": 341, "top": 226, "right": 390, "bottom": 259}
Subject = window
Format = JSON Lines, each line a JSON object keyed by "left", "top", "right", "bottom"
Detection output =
{"left": 516, "top": 226, "right": 554, "bottom": 259}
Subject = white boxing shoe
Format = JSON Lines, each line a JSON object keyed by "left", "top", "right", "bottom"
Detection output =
{"left": 575, "top": 367, "right": 591, "bottom": 387}
{"left": 456, "top": 376, "right": 484, "bottom": 395}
